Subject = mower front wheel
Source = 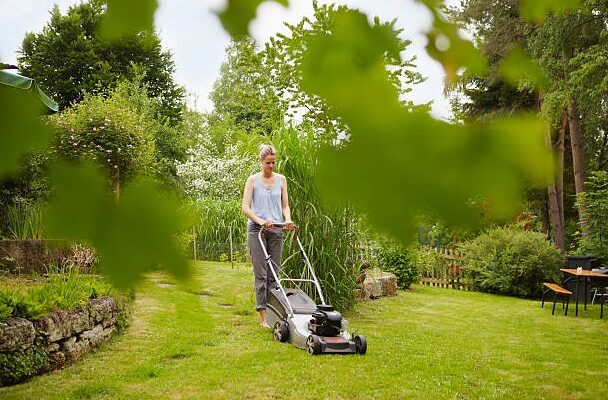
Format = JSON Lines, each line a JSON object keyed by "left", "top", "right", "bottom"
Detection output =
{"left": 273, "top": 320, "right": 289, "bottom": 342}
{"left": 306, "top": 334, "right": 322, "bottom": 355}
{"left": 354, "top": 335, "right": 367, "bottom": 355}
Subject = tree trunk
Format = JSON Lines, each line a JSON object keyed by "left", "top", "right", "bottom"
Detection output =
{"left": 557, "top": 110, "right": 566, "bottom": 230}
{"left": 568, "top": 100, "right": 588, "bottom": 238}
{"left": 539, "top": 189, "right": 551, "bottom": 236}
{"left": 545, "top": 121, "right": 565, "bottom": 251}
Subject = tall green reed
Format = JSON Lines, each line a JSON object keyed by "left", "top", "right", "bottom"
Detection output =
{"left": 275, "top": 127, "right": 362, "bottom": 311}
{"left": 6, "top": 202, "right": 45, "bottom": 240}
{"left": 193, "top": 199, "right": 248, "bottom": 261}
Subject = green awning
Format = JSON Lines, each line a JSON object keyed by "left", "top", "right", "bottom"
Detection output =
{"left": 0, "top": 69, "right": 59, "bottom": 113}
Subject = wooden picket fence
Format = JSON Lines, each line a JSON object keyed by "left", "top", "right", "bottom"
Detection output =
{"left": 420, "top": 247, "right": 469, "bottom": 290}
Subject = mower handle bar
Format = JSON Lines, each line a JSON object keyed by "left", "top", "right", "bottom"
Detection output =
{"left": 261, "top": 222, "right": 296, "bottom": 232}
{"left": 278, "top": 278, "right": 317, "bottom": 285}
{"left": 257, "top": 224, "right": 326, "bottom": 317}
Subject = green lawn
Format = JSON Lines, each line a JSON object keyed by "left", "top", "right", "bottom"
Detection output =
{"left": 2, "top": 261, "right": 607, "bottom": 399}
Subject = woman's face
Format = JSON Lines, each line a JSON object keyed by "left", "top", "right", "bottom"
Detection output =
{"left": 261, "top": 154, "right": 276, "bottom": 174}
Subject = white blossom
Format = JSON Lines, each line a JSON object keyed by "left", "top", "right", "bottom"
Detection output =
{"left": 177, "top": 136, "right": 256, "bottom": 200}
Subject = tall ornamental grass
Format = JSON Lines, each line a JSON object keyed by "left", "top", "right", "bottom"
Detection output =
{"left": 193, "top": 199, "right": 248, "bottom": 262}
{"left": 6, "top": 202, "right": 45, "bottom": 240}
{"left": 275, "top": 127, "right": 362, "bottom": 311}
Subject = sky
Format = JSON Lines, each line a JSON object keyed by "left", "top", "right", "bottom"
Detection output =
{"left": 0, "top": 0, "right": 459, "bottom": 119}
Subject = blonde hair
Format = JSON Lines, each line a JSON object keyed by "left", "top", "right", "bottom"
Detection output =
{"left": 258, "top": 144, "right": 276, "bottom": 161}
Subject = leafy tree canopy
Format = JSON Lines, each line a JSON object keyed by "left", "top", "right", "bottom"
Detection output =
{"left": 446, "top": 0, "right": 539, "bottom": 121}
{"left": 18, "top": 0, "right": 185, "bottom": 125}
{"left": 209, "top": 37, "right": 283, "bottom": 136}
{"left": 450, "top": 0, "right": 608, "bottom": 164}
{"left": 263, "top": 1, "right": 427, "bottom": 137}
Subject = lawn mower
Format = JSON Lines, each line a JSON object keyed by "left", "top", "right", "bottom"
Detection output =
{"left": 259, "top": 224, "right": 367, "bottom": 355}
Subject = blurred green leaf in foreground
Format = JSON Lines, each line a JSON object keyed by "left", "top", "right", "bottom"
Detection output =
{"left": 0, "top": 85, "right": 52, "bottom": 178}
{"left": 300, "top": 9, "right": 552, "bottom": 242}
{"left": 218, "top": 0, "right": 289, "bottom": 37}
{"left": 44, "top": 162, "right": 191, "bottom": 289}
{"left": 99, "top": 0, "right": 158, "bottom": 40}
{"left": 418, "top": 0, "right": 486, "bottom": 83}
{"left": 521, "top": 0, "right": 585, "bottom": 23}
{"left": 498, "top": 46, "right": 547, "bottom": 91}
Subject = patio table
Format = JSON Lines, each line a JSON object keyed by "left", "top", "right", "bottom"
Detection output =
{"left": 560, "top": 269, "right": 608, "bottom": 317}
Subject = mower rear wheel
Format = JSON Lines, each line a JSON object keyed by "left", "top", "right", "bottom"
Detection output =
{"left": 354, "top": 335, "right": 367, "bottom": 354}
{"left": 306, "top": 334, "right": 322, "bottom": 355}
{"left": 273, "top": 320, "right": 289, "bottom": 342}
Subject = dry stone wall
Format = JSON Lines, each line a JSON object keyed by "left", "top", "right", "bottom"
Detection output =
{"left": 0, "top": 296, "right": 124, "bottom": 386}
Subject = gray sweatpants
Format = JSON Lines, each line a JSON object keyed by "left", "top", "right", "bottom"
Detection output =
{"left": 247, "top": 224, "right": 283, "bottom": 310}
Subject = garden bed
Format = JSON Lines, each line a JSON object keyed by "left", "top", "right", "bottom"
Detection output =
{"left": 0, "top": 271, "right": 129, "bottom": 386}
{"left": 0, "top": 240, "right": 67, "bottom": 275}
{"left": 0, "top": 240, "right": 80, "bottom": 275}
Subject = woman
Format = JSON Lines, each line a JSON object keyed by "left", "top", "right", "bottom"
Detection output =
{"left": 242, "top": 144, "right": 293, "bottom": 328}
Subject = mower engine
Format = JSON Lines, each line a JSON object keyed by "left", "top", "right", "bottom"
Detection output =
{"left": 309, "top": 304, "right": 343, "bottom": 337}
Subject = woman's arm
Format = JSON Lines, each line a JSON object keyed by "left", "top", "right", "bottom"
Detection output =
{"left": 281, "top": 175, "right": 293, "bottom": 227}
{"left": 242, "top": 175, "right": 266, "bottom": 226}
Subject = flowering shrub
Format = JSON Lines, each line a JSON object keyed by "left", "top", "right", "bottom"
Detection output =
{"left": 176, "top": 135, "right": 256, "bottom": 200}
{"left": 48, "top": 83, "right": 155, "bottom": 194}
